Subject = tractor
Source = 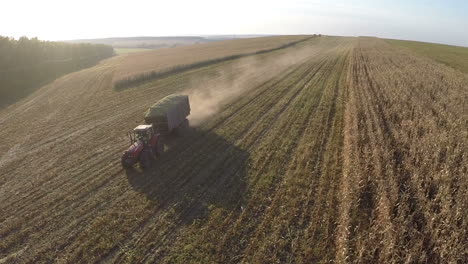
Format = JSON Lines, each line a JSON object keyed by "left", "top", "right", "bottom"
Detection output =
{"left": 121, "top": 124, "right": 163, "bottom": 169}
{"left": 121, "top": 94, "right": 190, "bottom": 169}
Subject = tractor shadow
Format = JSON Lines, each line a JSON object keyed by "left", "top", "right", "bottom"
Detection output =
{"left": 125, "top": 126, "right": 250, "bottom": 224}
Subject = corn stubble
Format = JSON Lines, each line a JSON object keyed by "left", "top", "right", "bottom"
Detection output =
{"left": 0, "top": 36, "right": 466, "bottom": 263}
{"left": 337, "top": 38, "right": 467, "bottom": 263}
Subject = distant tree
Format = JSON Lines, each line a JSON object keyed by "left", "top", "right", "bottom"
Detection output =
{"left": 0, "top": 36, "right": 114, "bottom": 105}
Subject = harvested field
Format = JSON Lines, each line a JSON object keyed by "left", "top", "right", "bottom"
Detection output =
{"left": 0, "top": 36, "right": 466, "bottom": 263}
{"left": 337, "top": 38, "right": 467, "bottom": 263}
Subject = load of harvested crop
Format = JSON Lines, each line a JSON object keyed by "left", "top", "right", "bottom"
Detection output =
{"left": 144, "top": 94, "right": 190, "bottom": 133}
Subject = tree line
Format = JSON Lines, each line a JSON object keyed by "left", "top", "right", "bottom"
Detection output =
{"left": 0, "top": 36, "right": 114, "bottom": 105}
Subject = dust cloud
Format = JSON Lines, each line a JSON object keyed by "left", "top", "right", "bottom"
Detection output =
{"left": 185, "top": 40, "right": 324, "bottom": 126}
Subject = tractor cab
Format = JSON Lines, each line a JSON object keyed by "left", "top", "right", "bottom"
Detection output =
{"left": 130, "top": 124, "right": 154, "bottom": 144}
{"left": 122, "top": 124, "right": 163, "bottom": 169}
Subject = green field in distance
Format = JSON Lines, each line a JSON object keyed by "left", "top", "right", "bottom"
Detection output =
{"left": 386, "top": 39, "right": 468, "bottom": 73}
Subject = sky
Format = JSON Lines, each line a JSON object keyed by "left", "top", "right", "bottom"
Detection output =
{"left": 1, "top": 0, "right": 467, "bottom": 46}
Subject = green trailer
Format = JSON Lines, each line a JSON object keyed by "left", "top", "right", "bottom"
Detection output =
{"left": 144, "top": 94, "right": 190, "bottom": 134}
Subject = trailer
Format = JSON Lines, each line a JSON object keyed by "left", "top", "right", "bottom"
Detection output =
{"left": 144, "top": 94, "right": 190, "bottom": 134}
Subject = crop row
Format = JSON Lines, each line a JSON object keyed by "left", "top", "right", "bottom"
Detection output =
{"left": 336, "top": 38, "right": 467, "bottom": 263}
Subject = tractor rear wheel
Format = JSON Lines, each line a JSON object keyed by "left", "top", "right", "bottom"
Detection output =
{"left": 155, "top": 140, "right": 164, "bottom": 157}
{"left": 139, "top": 150, "right": 152, "bottom": 169}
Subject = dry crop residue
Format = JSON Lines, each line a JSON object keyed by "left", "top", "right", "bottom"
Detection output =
{"left": 336, "top": 38, "right": 467, "bottom": 263}
{"left": 0, "top": 36, "right": 466, "bottom": 264}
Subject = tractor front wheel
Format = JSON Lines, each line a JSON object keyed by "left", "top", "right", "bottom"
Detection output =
{"left": 121, "top": 152, "right": 135, "bottom": 169}
{"left": 121, "top": 160, "right": 133, "bottom": 169}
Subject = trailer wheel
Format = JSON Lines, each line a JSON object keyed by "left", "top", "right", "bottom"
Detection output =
{"left": 175, "top": 119, "right": 189, "bottom": 136}
{"left": 182, "top": 119, "right": 189, "bottom": 128}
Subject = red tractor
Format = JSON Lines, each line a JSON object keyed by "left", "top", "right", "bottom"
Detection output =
{"left": 121, "top": 94, "right": 190, "bottom": 169}
{"left": 121, "top": 124, "right": 163, "bottom": 169}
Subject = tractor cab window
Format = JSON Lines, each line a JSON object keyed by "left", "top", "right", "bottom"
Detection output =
{"left": 136, "top": 131, "right": 146, "bottom": 141}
